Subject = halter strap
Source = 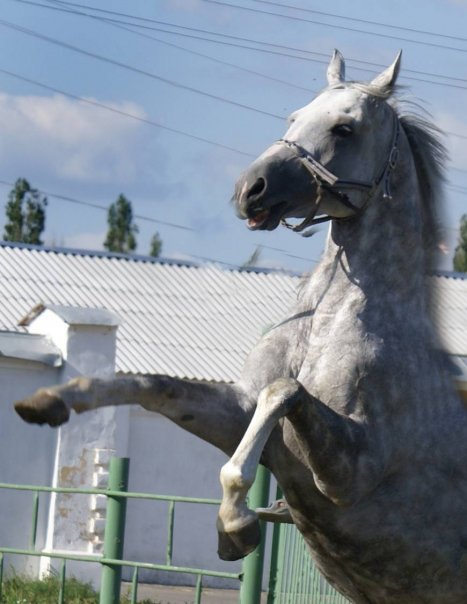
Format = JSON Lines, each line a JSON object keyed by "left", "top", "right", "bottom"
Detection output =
{"left": 277, "top": 110, "right": 401, "bottom": 232}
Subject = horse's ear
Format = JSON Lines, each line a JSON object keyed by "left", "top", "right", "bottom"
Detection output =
{"left": 327, "top": 49, "right": 345, "bottom": 85}
{"left": 370, "top": 50, "right": 402, "bottom": 94}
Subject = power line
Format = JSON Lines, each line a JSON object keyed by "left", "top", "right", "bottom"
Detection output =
{"left": 0, "top": 179, "right": 317, "bottom": 268}
{"left": 203, "top": 0, "right": 467, "bottom": 55}
{"left": 7, "top": 10, "right": 467, "bottom": 145}
{"left": 0, "top": 178, "right": 195, "bottom": 231}
{"left": 2, "top": 65, "right": 467, "bottom": 181}
{"left": 14, "top": 0, "right": 467, "bottom": 89}
{"left": 248, "top": 0, "right": 467, "bottom": 44}
{"left": 39, "top": 0, "right": 314, "bottom": 94}
{"left": 0, "top": 17, "right": 285, "bottom": 121}
{"left": 5, "top": 64, "right": 467, "bottom": 181}
{"left": 0, "top": 68, "right": 255, "bottom": 158}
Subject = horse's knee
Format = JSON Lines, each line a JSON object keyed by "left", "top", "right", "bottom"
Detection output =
{"left": 220, "top": 460, "right": 252, "bottom": 493}
{"left": 258, "top": 377, "right": 304, "bottom": 416}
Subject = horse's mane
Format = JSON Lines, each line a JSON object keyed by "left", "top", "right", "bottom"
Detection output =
{"left": 349, "top": 82, "right": 448, "bottom": 269}
{"left": 398, "top": 108, "right": 447, "bottom": 266}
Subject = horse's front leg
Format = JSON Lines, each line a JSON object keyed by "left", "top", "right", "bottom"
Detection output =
{"left": 217, "top": 378, "right": 302, "bottom": 560}
{"left": 217, "top": 377, "right": 383, "bottom": 560}
{"left": 14, "top": 375, "right": 253, "bottom": 456}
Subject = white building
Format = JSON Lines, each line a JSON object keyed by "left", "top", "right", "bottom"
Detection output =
{"left": 0, "top": 241, "right": 466, "bottom": 588}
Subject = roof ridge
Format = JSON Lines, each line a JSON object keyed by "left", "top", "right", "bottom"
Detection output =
{"left": 0, "top": 240, "right": 300, "bottom": 276}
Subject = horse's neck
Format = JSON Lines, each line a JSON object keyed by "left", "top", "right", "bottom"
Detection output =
{"left": 302, "top": 184, "right": 428, "bottom": 320}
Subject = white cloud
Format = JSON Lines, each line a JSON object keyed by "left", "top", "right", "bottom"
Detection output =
{"left": 0, "top": 92, "right": 151, "bottom": 184}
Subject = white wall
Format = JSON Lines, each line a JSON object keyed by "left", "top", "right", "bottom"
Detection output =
{"left": 0, "top": 358, "right": 59, "bottom": 575}
{"left": 124, "top": 407, "right": 242, "bottom": 588}
{"left": 0, "top": 309, "right": 267, "bottom": 590}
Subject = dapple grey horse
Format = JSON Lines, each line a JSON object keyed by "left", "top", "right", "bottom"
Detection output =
{"left": 15, "top": 51, "right": 467, "bottom": 603}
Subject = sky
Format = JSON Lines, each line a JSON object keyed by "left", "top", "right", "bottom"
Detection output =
{"left": 0, "top": 0, "right": 466, "bottom": 273}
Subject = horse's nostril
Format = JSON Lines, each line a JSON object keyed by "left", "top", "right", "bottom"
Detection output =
{"left": 247, "top": 177, "right": 266, "bottom": 200}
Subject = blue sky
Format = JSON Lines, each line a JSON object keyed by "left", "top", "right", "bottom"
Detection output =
{"left": 0, "top": 0, "right": 466, "bottom": 272}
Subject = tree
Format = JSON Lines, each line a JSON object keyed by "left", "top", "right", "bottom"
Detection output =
{"left": 453, "top": 214, "right": 467, "bottom": 272}
{"left": 104, "top": 194, "right": 138, "bottom": 254}
{"left": 149, "top": 232, "right": 162, "bottom": 257}
{"left": 3, "top": 178, "right": 47, "bottom": 245}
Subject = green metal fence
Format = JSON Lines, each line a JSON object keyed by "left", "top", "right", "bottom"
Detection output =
{"left": 0, "top": 458, "right": 349, "bottom": 604}
{"left": 0, "top": 457, "right": 241, "bottom": 604}
{"left": 268, "top": 524, "right": 349, "bottom": 604}
{"left": 267, "top": 486, "right": 349, "bottom": 604}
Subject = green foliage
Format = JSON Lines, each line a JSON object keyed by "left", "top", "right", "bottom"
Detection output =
{"left": 0, "top": 574, "right": 159, "bottom": 603}
{"left": 453, "top": 214, "right": 467, "bottom": 272}
{"left": 149, "top": 232, "right": 163, "bottom": 258}
{"left": 3, "top": 178, "right": 47, "bottom": 245}
{"left": 2, "top": 574, "right": 97, "bottom": 604}
{"left": 104, "top": 194, "right": 139, "bottom": 254}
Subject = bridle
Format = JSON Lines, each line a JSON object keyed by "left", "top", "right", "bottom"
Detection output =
{"left": 277, "top": 109, "right": 401, "bottom": 232}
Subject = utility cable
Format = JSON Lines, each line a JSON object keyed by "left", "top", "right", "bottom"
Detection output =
{"left": 12, "top": 0, "right": 467, "bottom": 88}
{"left": 0, "top": 68, "right": 255, "bottom": 158}
{"left": 0, "top": 178, "right": 195, "bottom": 231}
{"left": 248, "top": 0, "right": 467, "bottom": 44}
{"left": 203, "top": 0, "right": 467, "bottom": 55}
{"left": 0, "top": 17, "right": 285, "bottom": 121}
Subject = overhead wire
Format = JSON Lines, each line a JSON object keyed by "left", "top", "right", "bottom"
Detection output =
{"left": 18, "top": 0, "right": 314, "bottom": 94}
{"left": 7, "top": 2, "right": 467, "bottom": 143}
{"left": 0, "top": 179, "right": 318, "bottom": 268}
{"left": 0, "top": 67, "right": 255, "bottom": 158}
{"left": 0, "top": 0, "right": 465, "bottom": 253}
{"left": 0, "top": 178, "right": 195, "bottom": 231}
{"left": 203, "top": 0, "right": 467, "bottom": 55}
{"left": 0, "top": 17, "right": 285, "bottom": 121}
{"left": 3, "top": 65, "right": 467, "bottom": 186}
{"left": 11, "top": 0, "right": 467, "bottom": 89}
{"left": 248, "top": 0, "right": 467, "bottom": 44}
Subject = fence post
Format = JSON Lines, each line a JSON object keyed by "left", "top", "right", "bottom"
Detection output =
{"left": 240, "top": 464, "right": 271, "bottom": 604}
{"left": 266, "top": 486, "right": 283, "bottom": 604}
{"left": 100, "top": 457, "right": 130, "bottom": 604}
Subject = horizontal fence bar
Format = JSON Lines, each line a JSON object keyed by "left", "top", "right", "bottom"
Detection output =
{"left": 0, "top": 482, "right": 221, "bottom": 504}
{"left": 0, "top": 547, "right": 241, "bottom": 580}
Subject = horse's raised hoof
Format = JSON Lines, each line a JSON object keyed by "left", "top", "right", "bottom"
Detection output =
{"left": 217, "top": 518, "right": 261, "bottom": 561}
{"left": 14, "top": 391, "right": 70, "bottom": 427}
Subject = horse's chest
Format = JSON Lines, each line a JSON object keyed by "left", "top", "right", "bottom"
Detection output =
{"left": 297, "top": 311, "right": 369, "bottom": 407}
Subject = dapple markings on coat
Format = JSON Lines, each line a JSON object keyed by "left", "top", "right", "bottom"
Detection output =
{"left": 15, "top": 51, "right": 467, "bottom": 603}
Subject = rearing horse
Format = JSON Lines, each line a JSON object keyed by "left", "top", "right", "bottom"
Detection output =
{"left": 15, "top": 51, "right": 467, "bottom": 603}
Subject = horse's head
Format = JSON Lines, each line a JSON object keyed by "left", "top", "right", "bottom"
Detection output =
{"left": 233, "top": 50, "right": 402, "bottom": 232}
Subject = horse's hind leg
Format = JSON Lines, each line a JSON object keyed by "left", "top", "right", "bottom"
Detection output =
{"left": 217, "top": 378, "right": 303, "bottom": 560}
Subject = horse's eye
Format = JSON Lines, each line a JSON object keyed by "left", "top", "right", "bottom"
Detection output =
{"left": 332, "top": 124, "right": 353, "bottom": 137}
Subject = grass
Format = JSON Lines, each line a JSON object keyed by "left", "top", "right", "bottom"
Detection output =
{"left": 0, "top": 574, "right": 159, "bottom": 604}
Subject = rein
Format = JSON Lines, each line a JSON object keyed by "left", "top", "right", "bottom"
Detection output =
{"left": 278, "top": 110, "right": 401, "bottom": 232}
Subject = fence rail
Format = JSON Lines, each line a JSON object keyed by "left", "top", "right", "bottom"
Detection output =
{"left": 0, "top": 457, "right": 243, "bottom": 604}
{"left": 0, "top": 458, "right": 349, "bottom": 604}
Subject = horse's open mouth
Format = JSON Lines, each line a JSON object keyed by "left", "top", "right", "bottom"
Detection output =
{"left": 246, "top": 202, "right": 288, "bottom": 231}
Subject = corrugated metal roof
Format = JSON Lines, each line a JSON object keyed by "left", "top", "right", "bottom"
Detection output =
{"left": 0, "top": 243, "right": 299, "bottom": 382}
{"left": 429, "top": 272, "right": 467, "bottom": 356}
{"left": 0, "top": 243, "right": 465, "bottom": 382}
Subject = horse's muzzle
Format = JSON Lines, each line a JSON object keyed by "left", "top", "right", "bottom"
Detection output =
{"left": 233, "top": 143, "right": 317, "bottom": 230}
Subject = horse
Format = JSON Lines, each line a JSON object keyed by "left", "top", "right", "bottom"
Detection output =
{"left": 14, "top": 50, "right": 467, "bottom": 603}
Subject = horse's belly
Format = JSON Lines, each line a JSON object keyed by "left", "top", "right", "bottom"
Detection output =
{"left": 294, "top": 471, "right": 467, "bottom": 604}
